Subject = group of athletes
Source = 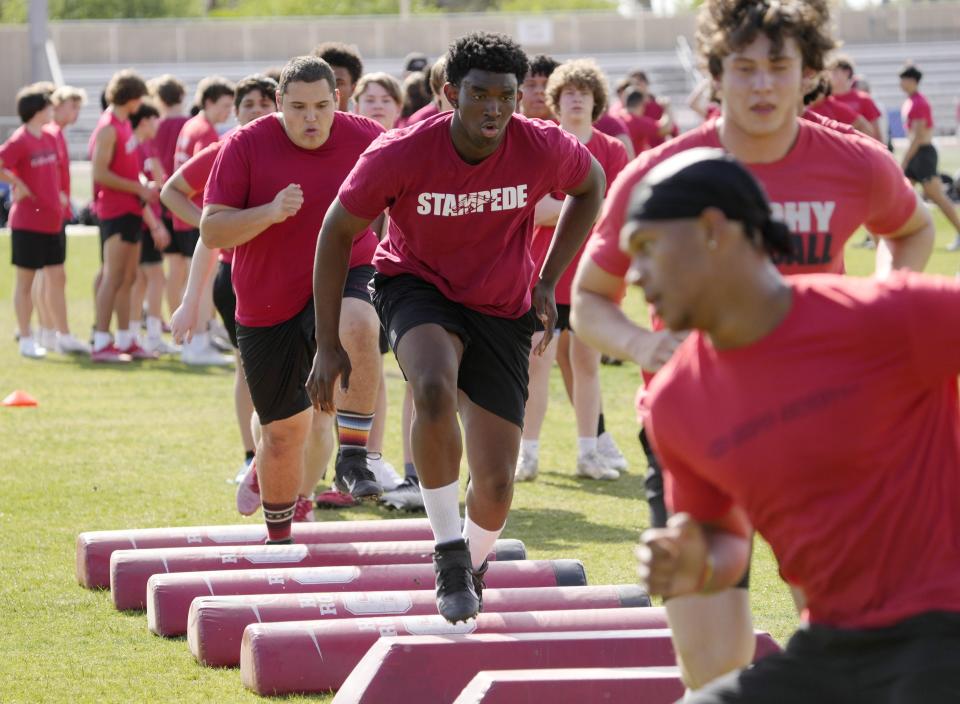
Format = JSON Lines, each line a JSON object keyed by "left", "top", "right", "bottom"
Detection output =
{"left": 4, "top": 0, "right": 960, "bottom": 699}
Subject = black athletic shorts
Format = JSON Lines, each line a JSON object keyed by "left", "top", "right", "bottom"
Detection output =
{"left": 532, "top": 302, "right": 572, "bottom": 333}
{"left": 378, "top": 327, "right": 390, "bottom": 355}
{"left": 99, "top": 213, "right": 142, "bottom": 248}
{"left": 212, "top": 260, "right": 237, "bottom": 348}
{"left": 236, "top": 266, "right": 375, "bottom": 424}
{"left": 688, "top": 611, "right": 960, "bottom": 704}
{"left": 371, "top": 272, "right": 536, "bottom": 428}
{"left": 139, "top": 227, "right": 164, "bottom": 265}
{"left": 11, "top": 228, "right": 66, "bottom": 269}
{"left": 167, "top": 228, "right": 200, "bottom": 257}
{"left": 905, "top": 144, "right": 938, "bottom": 183}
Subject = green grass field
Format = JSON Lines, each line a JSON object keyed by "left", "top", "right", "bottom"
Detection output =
{"left": 1, "top": 188, "right": 958, "bottom": 702}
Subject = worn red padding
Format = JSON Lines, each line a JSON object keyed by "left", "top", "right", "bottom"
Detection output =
{"left": 327, "top": 630, "right": 781, "bottom": 703}
{"left": 148, "top": 559, "right": 586, "bottom": 636}
{"left": 453, "top": 666, "right": 684, "bottom": 704}
{"left": 113, "top": 539, "right": 525, "bottom": 611}
{"left": 77, "top": 518, "right": 434, "bottom": 588}
{"left": 240, "top": 607, "right": 673, "bottom": 695}
{"left": 189, "top": 585, "right": 652, "bottom": 665}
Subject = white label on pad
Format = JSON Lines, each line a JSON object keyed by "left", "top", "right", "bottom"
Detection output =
{"left": 343, "top": 593, "right": 414, "bottom": 616}
{"left": 205, "top": 527, "right": 265, "bottom": 544}
{"left": 292, "top": 566, "right": 361, "bottom": 585}
{"left": 402, "top": 615, "right": 477, "bottom": 636}
{"left": 241, "top": 545, "right": 309, "bottom": 564}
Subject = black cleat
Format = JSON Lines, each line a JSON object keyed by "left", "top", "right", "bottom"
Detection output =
{"left": 265, "top": 537, "right": 294, "bottom": 545}
{"left": 334, "top": 448, "right": 383, "bottom": 501}
{"left": 433, "top": 538, "right": 480, "bottom": 624}
{"left": 472, "top": 560, "right": 488, "bottom": 612}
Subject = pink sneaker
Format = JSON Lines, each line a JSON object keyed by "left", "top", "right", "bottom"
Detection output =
{"left": 120, "top": 341, "right": 159, "bottom": 360}
{"left": 90, "top": 344, "right": 132, "bottom": 364}
{"left": 236, "top": 458, "right": 261, "bottom": 516}
{"left": 294, "top": 495, "right": 316, "bottom": 522}
{"left": 315, "top": 488, "right": 357, "bottom": 510}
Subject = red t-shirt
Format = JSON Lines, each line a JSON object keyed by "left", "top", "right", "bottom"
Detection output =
{"left": 809, "top": 96, "right": 859, "bottom": 126}
{"left": 172, "top": 114, "right": 220, "bottom": 232}
{"left": 622, "top": 113, "right": 661, "bottom": 156}
{"left": 180, "top": 141, "right": 232, "bottom": 263}
{"left": 406, "top": 102, "right": 440, "bottom": 125}
{"left": 833, "top": 89, "right": 881, "bottom": 124}
{"left": 902, "top": 91, "right": 934, "bottom": 131}
{"left": 153, "top": 115, "right": 188, "bottom": 181}
{"left": 642, "top": 100, "right": 676, "bottom": 143}
{"left": 801, "top": 109, "right": 858, "bottom": 136}
{"left": 337, "top": 112, "right": 594, "bottom": 319}
{"left": 593, "top": 112, "right": 629, "bottom": 139}
{"left": 205, "top": 112, "right": 383, "bottom": 327}
{"left": 530, "top": 128, "right": 629, "bottom": 306}
{"left": 0, "top": 125, "right": 63, "bottom": 234}
{"left": 44, "top": 122, "right": 70, "bottom": 221}
{"left": 645, "top": 272, "right": 960, "bottom": 630}
{"left": 89, "top": 110, "right": 142, "bottom": 220}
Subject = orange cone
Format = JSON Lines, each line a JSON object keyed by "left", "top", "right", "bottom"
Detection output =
{"left": 2, "top": 390, "right": 38, "bottom": 407}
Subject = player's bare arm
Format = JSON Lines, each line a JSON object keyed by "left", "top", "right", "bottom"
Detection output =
{"left": 200, "top": 182, "right": 302, "bottom": 249}
{"left": 874, "top": 194, "right": 935, "bottom": 278}
{"left": 92, "top": 125, "right": 157, "bottom": 202}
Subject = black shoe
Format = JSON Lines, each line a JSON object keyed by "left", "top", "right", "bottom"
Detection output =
{"left": 334, "top": 448, "right": 382, "bottom": 501}
{"left": 433, "top": 538, "right": 480, "bottom": 624}
{"left": 265, "top": 536, "right": 294, "bottom": 545}
{"left": 472, "top": 560, "right": 488, "bottom": 612}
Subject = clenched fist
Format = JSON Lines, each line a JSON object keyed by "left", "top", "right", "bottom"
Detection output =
{"left": 270, "top": 183, "right": 304, "bottom": 223}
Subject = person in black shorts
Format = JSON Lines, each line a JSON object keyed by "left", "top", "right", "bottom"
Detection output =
{"left": 308, "top": 32, "right": 606, "bottom": 623}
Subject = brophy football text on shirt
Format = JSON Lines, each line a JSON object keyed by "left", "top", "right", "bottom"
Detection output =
{"left": 336, "top": 111, "right": 594, "bottom": 319}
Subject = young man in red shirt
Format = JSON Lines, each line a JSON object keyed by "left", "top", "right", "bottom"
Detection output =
{"left": 308, "top": 31, "right": 605, "bottom": 623}
{"left": 572, "top": 0, "right": 934, "bottom": 691}
{"left": 0, "top": 84, "right": 64, "bottom": 359}
{"left": 90, "top": 70, "right": 160, "bottom": 363}
{"left": 628, "top": 149, "right": 960, "bottom": 703}
{"left": 519, "top": 54, "right": 559, "bottom": 121}
{"left": 898, "top": 64, "right": 960, "bottom": 251}
{"left": 517, "top": 58, "right": 630, "bottom": 483}
{"left": 827, "top": 54, "right": 882, "bottom": 140}
{"left": 201, "top": 56, "right": 384, "bottom": 543}
{"left": 313, "top": 42, "right": 363, "bottom": 113}
{"left": 165, "top": 74, "right": 277, "bottom": 490}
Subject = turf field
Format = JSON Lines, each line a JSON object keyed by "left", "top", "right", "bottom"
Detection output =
{"left": 1, "top": 181, "right": 958, "bottom": 702}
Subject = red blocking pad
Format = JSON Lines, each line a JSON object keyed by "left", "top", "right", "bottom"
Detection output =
{"left": 76, "top": 518, "right": 435, "bottom": 589}
{"left": 111, "top": 539, "right": 525, "bottom": 612}
{"left": 240, "top": 607, "right": 672, "bottom": 695}
{"left": 148, "top": 559, "right": 586, "bottom": 636}
{"left": 328, "top": 630, "right": 781, "bottom": 704}
{"left": 189, "top": 585, "right": 653, "bottom": 665}
{"left": 453, "top": 666, "right": 685, "bottom": 704}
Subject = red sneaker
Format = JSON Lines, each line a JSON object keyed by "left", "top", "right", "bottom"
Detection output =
{"left": 236, "top": 458, "right": 260, "bottom": 516}
{"left": 293, "top": 495, "right": 316, "bottom": 522}
{"left": 90, "top": 344, "right": 132, "bottom": 364}
{"left": 315, "top": 488, "right": 358, "bottom": 510}
{"left": 120, "top": 341, "right": 159, "bottom": 360}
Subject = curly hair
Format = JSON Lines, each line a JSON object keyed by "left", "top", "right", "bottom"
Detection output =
{"left": 105, "top": 69, "right": 148, "bottom": 107}
{"left": 528, "top": 54, "right": 560, "bottom": 79}
{"left": 697, "top": 0, "right": 836, "bottom": 78}
{"left": 546, "top": 59, "right": 609, "bottom": 123}
{"left": 313, "top": 42, "right": 364, "bottom": 85}
{"left": 446, "top": 32, "right": 529, "bottom": 87}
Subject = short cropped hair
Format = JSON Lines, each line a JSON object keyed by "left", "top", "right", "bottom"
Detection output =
{"left": 106, "top": 69, "right": 147, "bottom": 107}
{"left": 355, "top": 72, "right": 403, "bottom": 107}
{"left": 51, "top": 85, "right": 86, "bottom": 106}
{"left": 278, "top": 56, "right": 336, "bottom": 96}
{"left": 130, "top": 99, "right": 160, "bottom": 129}
{"left": 148, "top": 74, "right": 185, "bottom": 108}
{"left": 546, "top": 59, "right": 609, "bottom": 122}
{"left": 446, "top": 31, "right": 529, "bottom": 86}
{"left": 528, "top": 54, "right": 560, "bottom": 79}
{"left": 899, "top": 64, "right": 922, "bottom": 82}
{"left": 313, "top": 42, "right": 364, "bottom": 84}
{"left": 195, "top": 76, "right": 235, "bottom": 109}
{"left": 234, "top": 74, "right": 278, "bottom": 110}
{"left": 16, "top": 84, "right": 52, "bottom": 123}
{"left": 697, "top": 0, "right": 836, "bottom": 79}
{"left": 623, "top": 88, "right": 646, "bottom": 111}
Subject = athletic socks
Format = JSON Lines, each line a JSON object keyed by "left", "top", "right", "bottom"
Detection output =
{"left": 520, "top": 438, "right": 539, "bottom": 458}
{"left": 421, "top": 480, "right": 462, "bottom": 545}
{"left": 404, "top": 461, "right": 418, "bottom": 479}
{"left": 93, "top": 331, "right": 112, "bottom": 352}
{"left": 129, "top": 320, "right": 142, "bottom": 342}
{"left": 463, "top": 512, "right": 504, "bottom": 571}
{"left": 597, "top": 412, "right": 606, "bottom": 436}
{"left": 115, "top": 329, "right": 132, "bottom": 350}
{"left": 337, "top": 410, "right": 375, "bottom": 451}
{"left": 262, "top": 499, "right": 297, "bottom": 543}
{"left": 145, "top": 316, "right": 162, "bottom": 340}
{"left": 577, "top": 437, "right": 598, "bottom": 456}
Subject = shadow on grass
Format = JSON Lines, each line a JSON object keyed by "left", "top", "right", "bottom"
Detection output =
{"left": 40, "top": 354, "right": 234, "bottom": 376}
{"left": 531, "top": 469, "right": 646, "bottom": 501}
{"left": 505, "top": 506, "right": 638, "bottom": 551}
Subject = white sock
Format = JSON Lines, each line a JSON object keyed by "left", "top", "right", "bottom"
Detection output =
{"left": 115, "top": 329, "right": 132, "bottom": 349}
{"left": 520, "top": 439, "right": 539, "bottom": 457}
{"left": 463, "top": 512, "right": 504, "bottom": 570}
{"left": 146, "top": 316, "right": 162, "bottom": 339}
{"left": 93, "top": 331, "right": 112, "bottom": 351}
{"left": 420, "top": 480, "right": 462, "bottom": 545}
{"left": 129, "top": 320, "right": 142, "bottom": 337}
{"left": 578, "top": 437, "right": 598, "bottom": 456}
{"left": 192, "top": 331, "right": 209, "bottom": 350}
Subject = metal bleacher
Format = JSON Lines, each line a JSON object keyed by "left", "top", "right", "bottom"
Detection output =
{"left": 59, "top": 39, "right": 959, "bottom": 160}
